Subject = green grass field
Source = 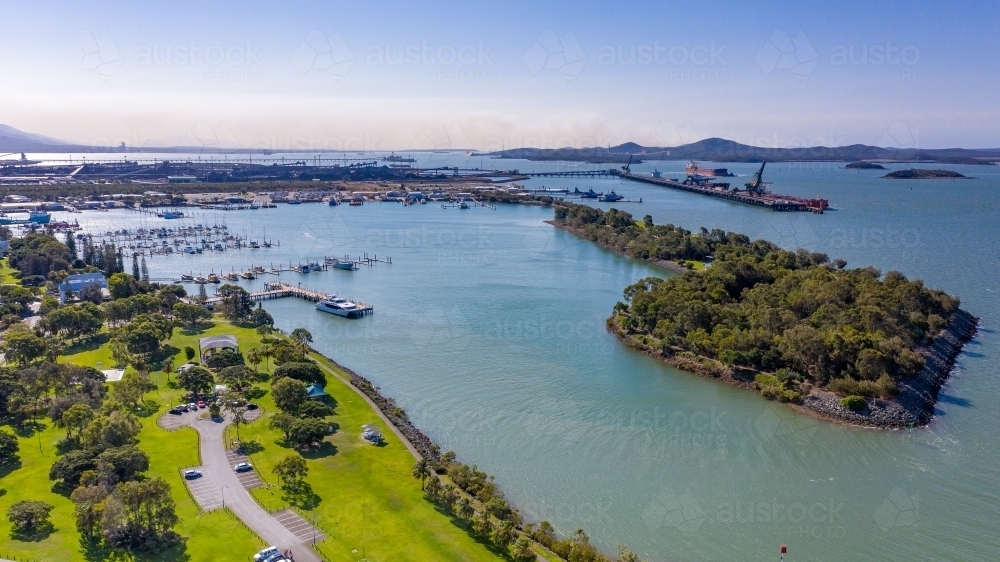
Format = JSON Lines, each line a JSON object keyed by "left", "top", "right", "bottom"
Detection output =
{"left": 2, "top": 319, "right": 506, "bottom": 562}
{"left": 0, "top": 258, "right": 18, "bottom": 284}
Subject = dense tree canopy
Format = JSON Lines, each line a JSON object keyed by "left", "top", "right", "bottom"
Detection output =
{"left": 612, "top": 224, "right": 959, "bottom": 399}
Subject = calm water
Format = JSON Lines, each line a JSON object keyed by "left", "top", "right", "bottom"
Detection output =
{"left": 62, "top": 157, "right": 999, "bottom": 561}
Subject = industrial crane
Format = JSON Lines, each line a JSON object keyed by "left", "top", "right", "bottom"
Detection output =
{"left": 743, "top": 161, "right": 772, "bottom": 195}
{"left": 621, "top": 154, "right": 633, "bottom": 175}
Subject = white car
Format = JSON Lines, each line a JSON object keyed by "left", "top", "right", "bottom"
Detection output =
{"left": 176, "top": 363, "right": 196, "bottom": 373}
{"left": 234, "top": 462, "right": 253, "bottom": 472}
{"left": 254, "top": 546, "right": 279, "bottom": 562}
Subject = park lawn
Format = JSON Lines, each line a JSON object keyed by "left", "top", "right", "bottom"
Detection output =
{"left": 237, "top": 353, "right": 506, "bottom": 562}
{"left": 669, "top": 259, "right": 706, "bottom": 270}
{"left": 10, "top": 318, "right": 508, "bottom": 561}
{"left": 0, "top": 323, "right": 265, "bottom": 562}
{"left": 0, "top": 258, "right": 17, "bottom": 284}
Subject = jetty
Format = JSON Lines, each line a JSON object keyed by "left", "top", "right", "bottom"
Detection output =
{"left": 205, "top": 281, "right": 373, "bottom": 315}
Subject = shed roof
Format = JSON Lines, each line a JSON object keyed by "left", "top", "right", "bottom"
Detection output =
{"left": 199, "top": 335, "right": 238, "bottom": 350}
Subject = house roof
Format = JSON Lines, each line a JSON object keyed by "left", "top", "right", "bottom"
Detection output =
{"left": 199, "top": 335, "right": 238, "bottom": 351}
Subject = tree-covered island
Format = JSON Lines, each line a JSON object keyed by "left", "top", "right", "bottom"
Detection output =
{"left": 553, "top": 202, "right": 977, "bottom": 427}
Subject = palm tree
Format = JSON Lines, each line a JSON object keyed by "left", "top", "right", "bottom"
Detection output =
{"left": 246, "top": 347, "right": 262, "bottom": 372}
{"left": 260, "top": 344, "right": 274, "bottom": 372}
{"left": 411, "top": 459, "right": 428, "bottom": 489}
{"left": 162, "top": 358, "right": 174, "bottom": 383}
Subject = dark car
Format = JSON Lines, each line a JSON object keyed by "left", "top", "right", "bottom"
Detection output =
{"left": 169, "top": 408, "right": 182, "bottom": 415}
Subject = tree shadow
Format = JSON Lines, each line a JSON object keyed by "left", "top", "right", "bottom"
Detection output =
{"left": 10, "top": 521, "right": 56, "bottom": 542}
{"left": 51, "top": 481, "right": 76, "bottom": 498}
{"left": 80, "top": 536, "right": 192, "bottom": 562}
{"left": 150, "top": 345, "right": 181, "bottom": 365}
{"left": 937, "top": 393, "right": 972, "bottom": 407}
{"left": 0, "top": 456, "right": 22, "bottom": 478}
{"left": 11, "top": 419, "right": 45, "bottom": 438}
{"left": 56, "top": 438, "right": 81, "bottom": 455}
{"left": 300, "top": 441, "right": 338, "bottom": 460}
{"left": 179, "top": 323, "right": 215, "bottom": 337}
{"left": 63, "top": 333, "right": 111, "bottom": 356}
{"left": 281, "top": 481, "right": 322, "bottom": 510}
{"left": 237, "top": 440, "right": 265, "bottom": 455}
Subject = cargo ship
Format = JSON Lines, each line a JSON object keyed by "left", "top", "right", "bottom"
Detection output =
{"left": 685, "top": 161, "right": 734, "bottom": 177}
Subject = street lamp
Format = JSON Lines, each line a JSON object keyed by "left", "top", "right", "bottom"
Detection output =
{"left": 221, "top": 484, "right": 230, "bottom": 509}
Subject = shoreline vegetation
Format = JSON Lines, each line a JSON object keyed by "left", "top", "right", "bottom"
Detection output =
{"left": 549, "top": 202, "right": 978, "bottom": 429}
{"left": 881, "top": 169, "right": 970, "bottom": 179}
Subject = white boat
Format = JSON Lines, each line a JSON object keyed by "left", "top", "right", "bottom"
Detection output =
{"left": 316, "top": 296, "right": 363, "bottom": 318}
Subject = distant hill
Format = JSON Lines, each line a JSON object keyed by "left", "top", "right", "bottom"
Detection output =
{"left": 0, "top": 124, "right": 83, "bottom": 152}
{"left": 494, "top": 137, "right": 1000, "bottom": 165}
{"left": 845, "top": 162, "right": 886, "bottom": 169}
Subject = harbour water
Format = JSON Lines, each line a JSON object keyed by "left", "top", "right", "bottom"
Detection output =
{"left": 59, "top": 158, "right": 1000, "bottom": 561}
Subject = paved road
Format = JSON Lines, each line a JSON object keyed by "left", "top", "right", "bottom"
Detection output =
{"left": 189, "top": 414, "right": 321, "bottom": 562}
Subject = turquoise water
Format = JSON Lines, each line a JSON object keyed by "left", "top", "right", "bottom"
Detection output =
{"left": 66, "top": 159, "right": 1000, "bottom": 561}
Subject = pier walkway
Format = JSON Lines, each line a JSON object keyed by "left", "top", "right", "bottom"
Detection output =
{"left": 205, "top": 282, "right": 373, "bottom": 315}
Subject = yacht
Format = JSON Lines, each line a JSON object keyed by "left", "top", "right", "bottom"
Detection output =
{"left": 194, "top": 276, "right": 208, "bottom": 284}
{"left": 181, "top": 273, "right": 194, "bottom": 282}
{"left": 316, "top": 296, "right": 363, "bottom": 318}
{"left": 207, "top": 273, "right": 220, "bottom": 284}
{"left": 184, "top": 246, "right": 196, "bottom": 254}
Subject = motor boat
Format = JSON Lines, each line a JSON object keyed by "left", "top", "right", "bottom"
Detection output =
{"left": 316, "top": 296, "right": 363, "bottom": 318}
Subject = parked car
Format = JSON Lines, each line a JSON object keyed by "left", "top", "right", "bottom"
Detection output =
{"left": 254, "top": 546, "right": 279, "bottom": 562}
{"left": 176, "top": 363, "right": 196, "bottom": 373}
{"left": 183, "top": 470, "right": 202, "bottom": 480}
{"left": 247, "top": 403, "right": 259, "bottom": 410}
{"left": 187, "top": 403, "right": 197, "bottom": 410}
{"left": 234, "top": 462, "right": 253, "bottom": 472}
{"left": 197, "top": 400, "right": 207, "bottom": 408}
{"left": 169, "top": 407, "right": 182, "bottom": 415}
{"left": 177, "top": 404, "right": 189, "bottom": 412}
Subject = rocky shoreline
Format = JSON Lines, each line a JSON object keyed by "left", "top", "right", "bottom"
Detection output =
{"left": 610, "top": 309, "right": 979, "bottom": 429}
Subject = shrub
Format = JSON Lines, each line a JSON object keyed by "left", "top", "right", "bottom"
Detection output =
{"left": 841, "top": 395, "right": 867, "bottom": 411}
{"left": 205, "top": 349, "right": 244, "bottom": 369}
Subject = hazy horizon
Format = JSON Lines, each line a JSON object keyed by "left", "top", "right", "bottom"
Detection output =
{"left": 2, "top": 0, "right": 998, "bottom": 151}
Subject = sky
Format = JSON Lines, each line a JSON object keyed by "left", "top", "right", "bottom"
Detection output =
{"left": 1, "top": 0, "right": 998, "bottom": 150}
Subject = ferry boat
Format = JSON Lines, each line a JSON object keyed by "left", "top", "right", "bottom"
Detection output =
{"left": 316, "top": 296, "right": 363, "bottom": 318}
{"left": 287, "top": 199, "right": 302, "bottom": 205}
{"left": 161, "top": 211, "right": 184, "bottom": 219}
{"left": 329, "top": 258, "right": 357, "bottom": 271}
{"left": 29, "top": 211, "right": 51, "bottom": 224}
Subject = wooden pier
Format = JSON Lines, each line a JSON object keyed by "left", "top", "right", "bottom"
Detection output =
{"left": 207, "top": 282, "right": 373, "bottom": 315}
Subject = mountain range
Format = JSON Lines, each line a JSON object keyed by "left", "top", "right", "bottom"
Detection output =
{"left": 493, "top": 138, "right": 1000, "bottom": 164}
{"left": 3, "top": 125, "right": 999, "bottom": 164}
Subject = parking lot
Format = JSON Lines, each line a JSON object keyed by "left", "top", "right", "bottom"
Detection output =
{"left": 158, "top": 406, "right": 203, "bottom": 430}
{"left": 273, "top": 509, "right": 324, "bottom": 543}
{"left": 226, "top": 448, "right": 263, "bottom": 489}
{"left": 181, "top": 467, "right": 223, "bottom": 511}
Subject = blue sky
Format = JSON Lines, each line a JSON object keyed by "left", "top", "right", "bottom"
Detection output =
{"left": 1, "top": 0, "right": 997, "bottom": 150}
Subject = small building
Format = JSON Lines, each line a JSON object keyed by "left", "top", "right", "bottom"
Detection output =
{"left": 198, "top": 335, "right": 238, "bottom": 361}
{"left": 214, "top": 384, "right": 228, "bottom": 396}
{"left": 102, "top": 369, "right": 125, "bottom": 382}
{"left": 168, "top": 176, "right": 199, "bottom": 184}
{"left": 305, "top": 384, "right": 328, "bottom": 400}
{"left": 59, "top": 272, "right": 107, "bottom": 302}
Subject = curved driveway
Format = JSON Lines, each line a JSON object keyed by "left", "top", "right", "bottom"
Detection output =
{"left": 189, "top": 414, "right": 321, "bottom": 562}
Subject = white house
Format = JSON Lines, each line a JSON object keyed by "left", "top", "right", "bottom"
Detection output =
{"left": 59, "top": 272, "right": 107, "bottom": 302}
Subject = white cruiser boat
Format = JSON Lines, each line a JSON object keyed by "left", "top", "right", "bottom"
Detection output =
{"left": 316, "top": 296, "right": 363, "bottom": 318}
